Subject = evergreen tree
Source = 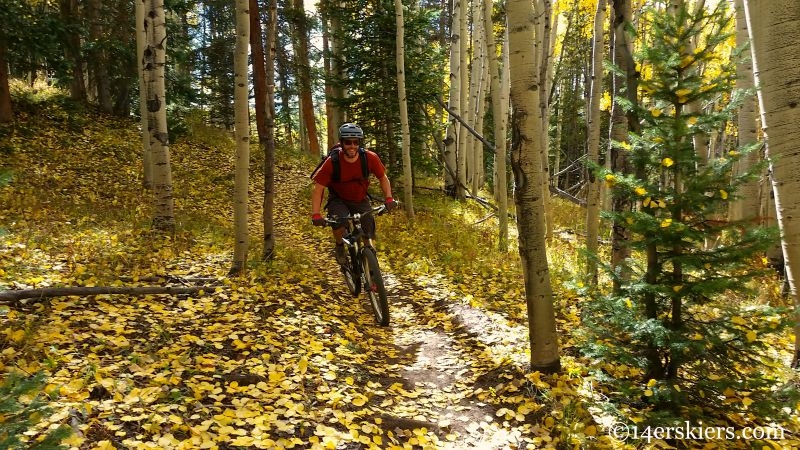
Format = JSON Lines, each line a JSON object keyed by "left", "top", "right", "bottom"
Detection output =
{"left": 322, "top": 0, "right": 444, "bottom": 175}
{"left": 581, "top": 0, "right": 796, "bottom": 434}
{"left": 0, "top": 372, "right": 72, "bottom": 449}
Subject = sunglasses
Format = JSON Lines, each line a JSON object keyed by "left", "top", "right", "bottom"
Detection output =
{"left": 342, "top": 139, "right": 360, "bottom": 146}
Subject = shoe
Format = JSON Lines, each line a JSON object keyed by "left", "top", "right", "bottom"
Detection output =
{"left": 335, "top": 244, "right": 348, "bottom": 265}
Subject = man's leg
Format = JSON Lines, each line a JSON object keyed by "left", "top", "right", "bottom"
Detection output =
{"left": 349, "top": 198, "right": 376, "bottom": 239}
{"left": 326, "top": 197, "right": 349, "bottom": 264}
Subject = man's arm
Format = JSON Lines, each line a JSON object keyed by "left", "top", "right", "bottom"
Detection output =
{"left": 378, "top": 174, "right": 394, "bottom": 201}
{"left": 311, "top": 182, "right": 327, "bottom": 216}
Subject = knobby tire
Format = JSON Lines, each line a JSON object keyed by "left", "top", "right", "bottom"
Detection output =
{"left": 342, "top": 246, "right": 361, "bottom": 296}
{"left": 362, "top": 247, "right": 389, "bottom": 326}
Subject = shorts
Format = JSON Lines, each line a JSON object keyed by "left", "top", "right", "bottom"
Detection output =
{"left": 326, "top": 196, "right": 376, "bottom": 238}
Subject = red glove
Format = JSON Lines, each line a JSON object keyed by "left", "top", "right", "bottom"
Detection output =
{"left": 384, "top": 197, "right": 398, "bottom": 212}
{"left": 312, "top": 213, "right": 326, "bottom": 226}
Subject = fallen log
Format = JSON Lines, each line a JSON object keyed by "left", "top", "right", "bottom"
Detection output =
{"left": 0, "top": 285, "right": 215, "bottom": 304}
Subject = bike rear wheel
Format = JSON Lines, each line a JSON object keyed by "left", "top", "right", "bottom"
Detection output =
{"left": 341, "top": 245, "right": 361, "bottom": 296}
{"left": 361, "top": 247, "right": 389, "bottom": 326}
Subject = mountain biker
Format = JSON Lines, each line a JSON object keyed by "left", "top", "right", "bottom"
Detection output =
{"left": 311, "top": 123, "right": 398, "bottom": 264}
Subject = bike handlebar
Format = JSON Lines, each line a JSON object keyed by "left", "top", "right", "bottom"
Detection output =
{"left": 325, "top": 204, "right": 387, "bottom": 225}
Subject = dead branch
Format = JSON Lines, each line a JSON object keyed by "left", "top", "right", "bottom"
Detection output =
{"left": 436, "top": 97, "right": 496, "bottom": 151}
{"left": 0, "top": 285, "right": 216, "bottom": 304}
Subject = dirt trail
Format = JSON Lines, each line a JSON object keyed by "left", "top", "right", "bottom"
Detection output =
{"left": 295, "top": 226, "right": 537, "bottom": 448}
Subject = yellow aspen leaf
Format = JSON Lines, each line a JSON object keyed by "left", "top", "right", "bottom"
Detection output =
{"left": 323, "top": 371, "right": 336, "bottom": 381}
{"left": 732, "top": 316, "right": 747, "bottom": 326}
{"left": 93, "top": 441, "right": 117, "bottom": 450}
{"left": 605, "top": 174, "right": 617, "bottom": 187}
{"left": 661, "top": 218, "right": 673, "bottom": 228}
{"left": 746, "top": 330, "right": 757, "bottom": 342}
{"left": 544, "top": 416, "right": 555, "bottom": 428}
{"left": 298, "top": 356, "right": 308, "bottom": 375}
{"left": 351, "top": 395, "right": 367, "bottom": 406}
{"left": 673, "top": 285, "right": 682, "bottom": 292}
{"left": 720, "top": 190, "right": 729, "bottom": 200}
{"left": 723, "top": 387, "right": 736, "bottom": 397}
{"left": 742, "top": 397, "right": 754, "bottom": 407}
{"left": 644, "top": 389, "right": 654, "bottom": 397}
{"left": 651, "top": 109, "right": 663, "bottom": 117}
{"left": 662, "top": 157, "right": 674, "bottom": 167}
{"left": 647, "top": 379, "right": 657, "bottom": 387}
{"left": 625, "top": 298, "right": 633, "bottom": 308}
{"left": 9, "top": 329, "right": 25, "bottom": 343}
{"left": 373, "top": 435, "right": 383, "bottom": 445}
{"left": 634, "top": 186, "right": 647, "bottom": 196}
{"left": 680, "top": 55, "right": 695, "bottom": 68}
{"left": 600, "top": 91, "right": 612, "bottom": 111}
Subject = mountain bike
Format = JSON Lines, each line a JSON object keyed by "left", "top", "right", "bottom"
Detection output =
{"left": 327, "top": 205, "right": 389, "bottom": 326}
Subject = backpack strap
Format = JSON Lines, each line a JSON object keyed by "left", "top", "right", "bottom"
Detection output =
{"left": 332, "top": 147, "right": 369, "bottom": 182}
{"left": 311, "top": 147, "right": 370, "bottom": 183}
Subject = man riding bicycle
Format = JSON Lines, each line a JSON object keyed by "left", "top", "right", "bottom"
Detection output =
{"left": 311, "top": 123, "right": 397, "bottom": 264}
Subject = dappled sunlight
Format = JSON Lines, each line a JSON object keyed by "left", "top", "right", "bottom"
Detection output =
{"left": 2, "top": 97, "right": 798, "bottom": 449}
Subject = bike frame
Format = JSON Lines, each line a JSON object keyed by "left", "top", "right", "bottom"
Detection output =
{"left": 326, "top": 204, "right": 389, "bottom": 325}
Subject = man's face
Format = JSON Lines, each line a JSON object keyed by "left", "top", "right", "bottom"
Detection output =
{"left": 341, "top": 138, "right": 360, "bottom": 158}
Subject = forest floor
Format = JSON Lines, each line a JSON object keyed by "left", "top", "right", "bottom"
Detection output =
{"left": 1, "top": 97, "right": 799, "bottom": 449}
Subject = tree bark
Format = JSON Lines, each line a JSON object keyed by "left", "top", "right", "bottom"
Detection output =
{"left": 730, "top": 0, "right": 761, "bottom": 222}
{"left": 609, "top": 0, "right": 637, "bottom": 292}
{"left": 585, "top": 0, "right": 607, "bottom": 284}
{"left": 484, "top": 0, "right": 508, "bottom": 250}
{"left": 263, "top": 0, "right": 278, "bottom": 261}
{"left": 291, "top": 0, "right": 320, "bottom": 156}
{"left": 136, "top": 0, "right": 153, "bottom": 190}
{"left": 0, "top": 286, "right": 213, "bottom": 303}
{"left": 144, "top": 0, "right": 175, "bottom": 232}
{"left": 507, "top": 0, "right": 561, "bottom": 373}
{"left": 395, "top": 0, "right": 414, "bottom": 218}
{"left": 444, "top": 0, "right": 463, "bottom": 196}
{"left": 744, "top": 0, "right": 800, "bottom": 367}
{"left": 0, "top": 38, "right": 12, "bottom": 123}
{"left": 456, "top": 0, "right": 469, "bottom": 200}
{"left": 59, "top": 0, "right": 87, "bottom": 103}
{"left": 230, "top": 0, "right": 251, "bottom": 275}
{"left": 87, "top": 0, "right": 113, "bottom": 113}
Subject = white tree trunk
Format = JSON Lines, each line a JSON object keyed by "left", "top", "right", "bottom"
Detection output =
{"left": 457, "top": 0, "right": 470, "bottom": 200}
{"left": 507, "top": 0, "right": 561, "bottom": 372}
{"left": 231, "top": 0, "right": 251, "bottom": 274}
{"left": 395, "top": 0, "right": 414, "bottom": 218}
{"left": 136, "top": 0, "right": 153, "bottom": 190}
{"left": 730, "top": 0, "right": 761, "bottom": 222}
{"left": 485, "top": 0, "right": 508, "bottom": 250}
{"left": 143, "top": 0, "right": 174, "bottom": 232}
{"left": 745, "top": 0, "right": 800, "bottom": 366}
{"left": 467, "top": 0, "right": 484, "bottom": 193}
{"left": 586, "top": 0, "right": 607, "bottom": 283}
{"left": 444, "top": 0, "right": 463, "bottom": 195}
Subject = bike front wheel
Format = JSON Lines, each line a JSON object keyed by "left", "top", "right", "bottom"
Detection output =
{"left": 342, "top": 245, "right": 361, "bottom": 296}
{"left": 361, "top": 247, "right": 389, "bottom": 326}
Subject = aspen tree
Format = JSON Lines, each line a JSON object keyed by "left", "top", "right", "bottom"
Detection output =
{"left": 230, "top": 0, "right": 250, "bottom": 275}
{"left": 508, "top": 0, "right": 561, "bottom": 373}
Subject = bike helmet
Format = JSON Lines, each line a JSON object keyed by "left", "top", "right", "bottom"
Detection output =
{"left": 338, "top": 123, "right": 364, "bottom": 140}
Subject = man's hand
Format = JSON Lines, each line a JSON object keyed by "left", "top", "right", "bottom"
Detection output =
{"left": 311, "top": 213, "right": 327, "bottom": 227}
{"left": 384, "top": 198, "right": 398, "bottom": 212}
